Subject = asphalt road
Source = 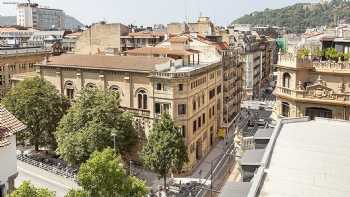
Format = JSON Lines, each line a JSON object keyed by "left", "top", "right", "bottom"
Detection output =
{"left": 16, "top": 160, "right": 80, "bottom": 197}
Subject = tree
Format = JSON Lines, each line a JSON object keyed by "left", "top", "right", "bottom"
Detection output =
{"left": 2, "top": 77, "right": 68, "bottom": 151}
{"left": 141, "top": 113, "right": 188, "bottom": 191}
{"left": 56, "top": 88, "right": 137, "bottom": 166}
{"left": 10, "top": 181, "right": 55, "bottom": 197}
{"left": 65, "top": 190, "right": 89, "bottom": 197}
{"left": 75, "top": 148, "right": 148, "bottom": 197}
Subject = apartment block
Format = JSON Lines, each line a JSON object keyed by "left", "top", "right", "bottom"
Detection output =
{"left": 0, "top": 47, "right": 48, "bottom": 98}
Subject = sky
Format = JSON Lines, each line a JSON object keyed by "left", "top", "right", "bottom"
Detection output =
{"left": 0, "top": 0, "right": 320, "bottom": 26}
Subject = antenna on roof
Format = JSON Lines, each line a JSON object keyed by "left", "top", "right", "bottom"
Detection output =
{"left": 184, "top": 0, "right": 188, "bottom": 23}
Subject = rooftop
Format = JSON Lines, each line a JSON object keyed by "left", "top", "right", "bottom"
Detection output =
{"left": 0, "top": 47, "right": 48, "bottom": 56}
{"left": 127, "top": 47, "right": 195, "bottom": 56}
{"left": 0, "top": 106, "right": 26, "bottom": 147}
{"left": 249, "top": 117, "right": 350, "bottom": 197}
{"left": 43, "top": 54, "right": 170, "bottom": 73}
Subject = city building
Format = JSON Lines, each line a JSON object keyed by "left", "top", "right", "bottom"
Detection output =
{"left": 62, "top": 31, "right": 82, "bottom": 53}
{"left": 0, "top": 47, "right": 48, "bottom": 98}
{"left": 120, "top": 31, "right": 167, "bottom": 52}
{"left": 12, "top": 34, "right": 243, "bottom": 171}
{"left": 0, "top": 27, "right": 37, "bottom": 47}
{"left": 0, "top": 106, "right": 26, "bottom": 197}
{"left": 273, "top": 52, "right": 350, "bottom": 120}
{"left": 17, "top": 3, "right": 65, "bottom": 30}
{"left": 74, "top": 23, "right": 129, "bottom": 55}
{"left": 221, "top": 117, "right": 350, "bottom": 197}
{"left": 228, "top": 26, "right": 277, "bottom": 100}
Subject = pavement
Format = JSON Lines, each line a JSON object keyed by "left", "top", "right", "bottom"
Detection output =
{"left": 16, "top": 160, "right": 80, "bottom": 197}
{"left": 191, "top": 139, "right": 228, "bottom": 179}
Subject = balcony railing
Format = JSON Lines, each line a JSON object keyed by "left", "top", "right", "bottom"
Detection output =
{"left": 121, "top": 107, "right": 151, "bottom": 117}
{"left": 275, "top": 86, "right": 350, "bottom": 104}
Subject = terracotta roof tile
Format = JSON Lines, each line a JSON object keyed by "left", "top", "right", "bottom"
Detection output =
{"left": 0, "top": 106, "right": 26, "bottom": 144}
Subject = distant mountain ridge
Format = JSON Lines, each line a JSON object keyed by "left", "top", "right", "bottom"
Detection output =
{"left": 232, "top": 0, "right": 350, "bottom": 33}
{"left": 0, "top": 14, "right": 84, "bottom": 29}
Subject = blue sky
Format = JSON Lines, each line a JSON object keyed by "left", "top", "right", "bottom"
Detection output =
{"left": 0, "top": 0, "right": 319, "bottom": 26}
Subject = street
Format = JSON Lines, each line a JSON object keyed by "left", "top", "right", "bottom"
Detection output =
{"left": 16, "top": 160, "right": 80, "bottom": 197}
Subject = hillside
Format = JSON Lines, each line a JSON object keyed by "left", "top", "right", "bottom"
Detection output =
{"left": 232, "top": 0, "right": 350, "bottom": 33}
{"left": 0, "top": 15, "right": 84, "bottom": 29}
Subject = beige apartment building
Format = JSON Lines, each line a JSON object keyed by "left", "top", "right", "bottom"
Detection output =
{"left": 0, "top": 47, "right": 48, "bottom": 98}
{"left": 274, "top": 53, "right": 350, "bottom": 120}
{"left": 74, "top": 23, "right": 129, "bottom": 55}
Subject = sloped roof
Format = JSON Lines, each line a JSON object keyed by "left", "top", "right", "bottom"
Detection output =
{"left": 44, "top": 54, "right": 169, "bottom": 72}
{"left": 0, "top": 106, "right": 26, "bottom": 147}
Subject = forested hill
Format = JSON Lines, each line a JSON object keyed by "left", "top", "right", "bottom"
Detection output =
{"left": 232, "top": 0, "right": 350, "bottom": 33}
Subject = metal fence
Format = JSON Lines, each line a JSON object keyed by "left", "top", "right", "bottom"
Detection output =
{"left": 17, "top": 154, "right": 77, "bottom": 180}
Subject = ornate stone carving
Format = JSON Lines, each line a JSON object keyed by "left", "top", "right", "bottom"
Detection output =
{"left": 305, "top": 83, "right": 336, "bottom": 100}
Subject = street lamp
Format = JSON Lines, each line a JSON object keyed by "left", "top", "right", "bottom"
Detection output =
{"left": 111, "top": 132, "right": 117, "bottom": 153}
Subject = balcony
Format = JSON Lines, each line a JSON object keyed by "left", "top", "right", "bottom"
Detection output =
{"left": 274, "top": 86, "right": 350, "bottom": 106}
{"left": 313, "top": 61, "right": 350, "bottom": 73}
{"left": 121, "top": 107, "right": 151, "bottom": 118}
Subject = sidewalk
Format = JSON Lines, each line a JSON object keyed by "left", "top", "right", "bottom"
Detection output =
{"left": 190, "top": 139, "right": 227, "bottom": 179}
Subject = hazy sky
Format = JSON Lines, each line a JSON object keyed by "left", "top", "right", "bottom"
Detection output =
{"left": 0, "top": 0, "right": 320, "bottom": 26}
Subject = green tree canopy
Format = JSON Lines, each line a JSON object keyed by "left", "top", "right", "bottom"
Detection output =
{"left": 2, "top": 77, "right": 68, "bottom": 151}
{"left": 56, "top": 88, "right": 137, "bottom": 166}
{"left": 10, "top": 181, "right": 55, "bottom": 197}
{"left": 74, "top": 148, "right": 148, "bottom": 197}
{"left": 141, "top": 113, "right": 188, "bottom": 190}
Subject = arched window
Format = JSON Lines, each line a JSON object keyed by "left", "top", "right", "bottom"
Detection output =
{"left": 283, "top": 73, "right": 291, "bottom": 88}
{"left": 65, "top": 81, "right": 74, "bottom": 100}
{"left": 282, "top": 102, "right": 290, "bottom": 117}
{"left": 86, "top": 83, "right": 97, "bottom": 89}
{"left": 109, "top": 85, "right": 121, "bottom": 96}
{"left": 137, "top": 90, "right": 148, "bottom": 110}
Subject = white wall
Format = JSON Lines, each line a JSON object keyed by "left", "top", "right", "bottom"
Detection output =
{"left": 0, "top": 135, "right": 17, "bottom": 194}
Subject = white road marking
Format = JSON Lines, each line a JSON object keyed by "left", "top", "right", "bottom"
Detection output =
{"left": 17, "top": 166, "right": 74, "bottom": 190}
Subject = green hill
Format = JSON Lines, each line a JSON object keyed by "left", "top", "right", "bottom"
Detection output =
{"left": 232, "top": 0, "right": 350, "bottom": 33}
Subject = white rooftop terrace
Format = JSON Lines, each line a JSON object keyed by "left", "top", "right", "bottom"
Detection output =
{"left": 248, "top": 117, "right": 350, "bottom": 197}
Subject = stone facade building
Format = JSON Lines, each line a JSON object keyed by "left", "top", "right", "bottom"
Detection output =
{"left": 0, "top": 47, "right": 48, "bottom": 98}
{"left": 74, "top": 23, "right": 129, "bottom": 55}
{"left": 13, "top": 34, "right": 243, "bottom": 171}
{"left": 274, "top": 53, "right": 350, "bottom": 120}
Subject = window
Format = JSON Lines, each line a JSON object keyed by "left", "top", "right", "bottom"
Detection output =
{"left": 198, "top": 117, "right": 201, "bottom": 128}
{"left": 202, "top": 113, "right": 206, "bottom": 125}
{"left": 209, "top": 89, "right": 216, "bottom": 100}
{"left": 282, "top": 102, "right": 290, "bottom": 117}
{"left": 65, "top": 81, "right": 74, "bottom": 100}
{"left": 156, "top": 83, "right": 162, "bottom": 90}
{"left": 202, "top": 94, "right": 205, "bottom": 105}
{"left": 193, "top": 100, "right": 197, "bottom": 111}
{"left": 163, "top": 103, "right": 170, "bottom": 114}
{"left": 155, "top": 103, "right": 161, "bottom": 114}
{"left": 86, "top": 83, "right": 96, "bottom": 89}
{"left": 193, "top": 120, "right": 197, "bottom": 133}
{"left": 217, "top": 85, "right": 222, "bottom": 94}
{"left": 178, "top": 104, "right": 186, "bottom": 115}
{"left": 283, "top": 73, "right": 291, "bottom": 88}
{"left": 212, "top": 106, "right": 215, "bottom": 116}
{"left": 137, "top": 90, "right": 148, "bottom": 109}
{"left": 110, "top": 85, "right": 120, "bottom": 95}
{"left": 178, "top": 84, "right": 184, "bottom": 91}
{"left": 179, "top": 125, "right": 186, "bottom": 137}
{"left": 209, "top": 108, "right": 212, "bottom": 119}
